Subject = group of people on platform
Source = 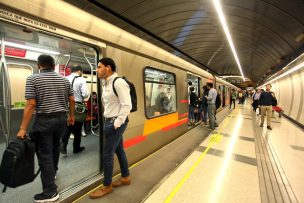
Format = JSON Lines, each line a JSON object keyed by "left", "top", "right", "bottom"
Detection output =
{"left": 188, "top": 82, "right": 220, "bottom": 130}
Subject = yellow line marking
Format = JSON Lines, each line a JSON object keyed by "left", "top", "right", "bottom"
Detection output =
{"left": 164, "top": 116, "right": 231, "bottom": 203}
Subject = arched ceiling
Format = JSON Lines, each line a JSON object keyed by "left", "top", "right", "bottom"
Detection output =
{"left": 64, "top": 0, "right": 304, "bottom": 86}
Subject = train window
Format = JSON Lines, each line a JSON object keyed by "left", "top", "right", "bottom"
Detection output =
{"left": 144, "top": 67, "right": 177, "bottom": 118}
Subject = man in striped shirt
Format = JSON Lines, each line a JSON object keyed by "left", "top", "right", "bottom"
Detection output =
{"left": 17, "top": 55, "right": 74, "bottom": 203}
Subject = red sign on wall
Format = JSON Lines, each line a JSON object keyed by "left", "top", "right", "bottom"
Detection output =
{"left": 0, "top": 46, "right": 27, "bottom": 58}
{"left": 59, "top": 64, "right": 71, "bottom": 76}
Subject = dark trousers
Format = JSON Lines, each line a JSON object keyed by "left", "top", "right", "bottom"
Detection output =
{"left": 103, "top": 119, "right": 129, "bottom": 186}
{"left": 61, "top": 121, "right": 83, "bottom": 150}
{"left": 230, "top": 99, "right": 235, "bottom": 109}
{"left": 30, "top": 113, "right": 67, "bottom": 195}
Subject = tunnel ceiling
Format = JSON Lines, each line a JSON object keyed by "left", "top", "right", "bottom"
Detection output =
{"left": 64, "top": 0, "right": 304, "bottom": 86}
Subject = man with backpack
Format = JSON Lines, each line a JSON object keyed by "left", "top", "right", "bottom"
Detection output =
{"left": 90, "top": 57, "right": 132, "bottom": 199}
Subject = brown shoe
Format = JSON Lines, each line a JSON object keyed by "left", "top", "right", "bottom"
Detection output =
{"left": 112, "top": 176, "right": 131, "bottom": 187}
{"left": 89, "top": 186, "right": 113, "bottom": 199}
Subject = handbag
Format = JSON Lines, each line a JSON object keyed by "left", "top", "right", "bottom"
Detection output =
{"left": 74, "top": 102, "right": 88, "bottom": 122}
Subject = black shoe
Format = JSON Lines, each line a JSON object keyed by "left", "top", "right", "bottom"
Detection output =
{"left": 73, "top": 147, "right": 85, "bottom": 154}
{"left": 60, "top": 144, "right": 67, "bottom": 155}
{"left": 34, "top": 192, "right": 59, "bottom": 203}
{"left": 267, "top": 126, "right": 272, "bottom": 130}
{"left": 260, "top": 124, "right": 263, "bottom": 127}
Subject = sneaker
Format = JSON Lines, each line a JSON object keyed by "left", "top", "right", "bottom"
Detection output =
{"left": 70, "top": 133, "right": 74, "bottom": 139}
{"left": 81, "top": 131, "right": 87, "bottom": 137}
{"left": 60, "top": 144, "right": 67, "bottom": 155}
{"left": 34, "top": 192, "right": 59, "bottom": 202}
{"left": 267, "top": 126, "right": 272, "bottom": 130}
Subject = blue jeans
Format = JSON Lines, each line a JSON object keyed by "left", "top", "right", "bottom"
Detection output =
{"left": 103, "top": 118, "right": 130, "bottom": 186}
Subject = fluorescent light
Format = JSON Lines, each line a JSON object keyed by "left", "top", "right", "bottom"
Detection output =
{"left": 265, "top": 61, "right": 304, "bottom": 84}
{"left": 4, "top": 41, "right": 60, "bottom": 55}
{"left": 212, "top": 0, "right": 245, "bottom": 81}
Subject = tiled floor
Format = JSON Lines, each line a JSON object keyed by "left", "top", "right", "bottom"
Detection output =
{"left": 144, "top": 101, "right": 303, "bottom": 203}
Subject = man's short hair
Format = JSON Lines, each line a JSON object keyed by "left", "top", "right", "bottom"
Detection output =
{"left": 207, "top": 82, "right": 213, "bottom": 88}
{"left": 37, "top": 54, "right": 55, "bottom": 70}
{"left": 188, "top": 81, "right": 192, "bottom": 86}
{"left": 190, "top": 86, "right": 195, "bottom": 92}
{"left": 99, "top": 57, "right": 116, "bottom": 72}
{"left": 266, "top": 84, "right": 272, "bottom": 87}
{"left": 71, "top": 65, "right": 83, "bottom": 73}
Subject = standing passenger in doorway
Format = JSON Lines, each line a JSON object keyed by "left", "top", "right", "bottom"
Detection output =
{"left": 61, "top": 65, "right": 89, "bottom": 154}
{"left": 17, "top": 55, "right": 74, "bottom": 202}
{"left": 206, "top": 83, "right": 218, "bottom": 130}
{"left": 90, "top": 57, "right": 132, "bottom": 199}
{"left": 259, "top": 84, "right": 275, "bottom": 130}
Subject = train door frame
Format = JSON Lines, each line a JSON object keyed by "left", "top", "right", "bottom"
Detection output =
{"left": 0, "top": 19, "right": 107, "bottom": 199}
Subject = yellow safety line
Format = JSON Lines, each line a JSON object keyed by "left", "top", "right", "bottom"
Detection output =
{"left": 164, "top": 116, "right": 232, "bottom": 203}
{"left": 74, "top": 112, "right": 233, "bottom": 203}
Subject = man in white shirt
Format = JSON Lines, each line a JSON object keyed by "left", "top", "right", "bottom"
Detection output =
{"left": 90, "top": 58, "right": 132, "bottom": 199}
{"left": 60, "top": 65, "right": 89, "bottom": 154}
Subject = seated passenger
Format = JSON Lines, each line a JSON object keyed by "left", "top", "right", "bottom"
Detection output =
{"left": 145, "top": 96, "right": 158, "bottom": 117}
{"left": 87, "top": 91, "right": 99, "bottom": 129}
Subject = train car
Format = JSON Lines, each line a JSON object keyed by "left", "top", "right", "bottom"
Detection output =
{"left": 0, "top": 0, "right": 237, "bottom": 201}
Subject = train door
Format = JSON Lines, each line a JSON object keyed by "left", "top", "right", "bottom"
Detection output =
{"left": 187, "top": 73, "right": 200, "bottom": 124}
{"left": 0, "top": 21, "right": 102, "bottom": 201}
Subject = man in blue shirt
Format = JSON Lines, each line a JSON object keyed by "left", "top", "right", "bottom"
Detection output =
{"left": 205, "top": 83, "right": 218, "bottom": 130}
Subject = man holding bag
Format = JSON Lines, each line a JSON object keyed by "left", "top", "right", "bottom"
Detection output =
{"left": 60, "top": 65, "right": 89, "bottom": 154}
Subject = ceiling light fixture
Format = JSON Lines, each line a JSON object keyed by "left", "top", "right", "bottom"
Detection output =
{"left": 4, "top": 41, "right": 60, "bottom": 55}
{"left": 212, "top": 0, "right": 245, "bottom": 81}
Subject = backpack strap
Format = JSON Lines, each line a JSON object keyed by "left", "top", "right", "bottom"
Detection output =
{"left": 112, "top": 77, "right": 120, "bottom": 97}
{"left": 71, "top": 76, "right": 80, "bottom": 88}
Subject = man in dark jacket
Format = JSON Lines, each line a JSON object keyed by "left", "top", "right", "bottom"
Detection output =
{"left": 258, "top": 84, "right": 275, "bottom": 130}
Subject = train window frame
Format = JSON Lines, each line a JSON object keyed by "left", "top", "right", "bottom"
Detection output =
{"left": 143, "top": 66, "right": 177, "bottom": 119}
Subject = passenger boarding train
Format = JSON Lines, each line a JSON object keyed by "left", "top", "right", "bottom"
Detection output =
{"left": 0, "top": 0, "right": 238, "bottom": 201}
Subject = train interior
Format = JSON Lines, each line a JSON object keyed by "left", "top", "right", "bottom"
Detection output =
{"left": 0, "top": 21, "right": 103, "bottom": 201}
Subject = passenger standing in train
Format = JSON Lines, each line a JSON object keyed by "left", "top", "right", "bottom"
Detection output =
{"left": 17, "top": 54, "right": 74, "bottom": 202}
{"left": 90, "top": 57, "right": 132, "bottom": 199}
{"left": 258, "top": 84, "right": 275, "bottom": 130}
{"left": 230, "top": 89, "right": 237, "bottom": 109}
{"left": 189, "top": 86, "right": 199, "bottom": 125}
{"left": 206, "top": 83, "right": 218, "bottom": 130}
{"left": 252, "top": 89, "right": 261, "bottom": 113}
{"left": 187, "top": 81, "right": 193, "bottom": 125}
{"left": 200, "top": 85, "right": 209, "bottom": 125}
{"left": 87, "top": 91, "right": 99, "bottom": 129}
{"left": 60, "top": 65, "right": 89, "bottom": 154}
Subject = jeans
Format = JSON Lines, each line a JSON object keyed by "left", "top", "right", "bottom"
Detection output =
{"left": 103, "top": 118, "right": 129, "bottom": 186}
{"left": 30, "top": 113, "right": 67, "bottom": 195}
{"left": 189, "top": 105, "right": 195, "bottom": 121}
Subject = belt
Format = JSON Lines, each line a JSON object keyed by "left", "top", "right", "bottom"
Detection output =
{"left": 104, "top": 117, "right": 117, "bottom": 122}
{"left": 36, "top": 112, "right": 66, "bottom": 118}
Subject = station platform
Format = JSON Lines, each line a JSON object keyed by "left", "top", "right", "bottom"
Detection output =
{"left": 75, "top": 101, "right": 303, "bottom": 203}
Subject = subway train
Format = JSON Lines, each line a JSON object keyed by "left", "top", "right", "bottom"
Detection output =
{"left": 0, "top": 0, "right": 238, "bottom": 201}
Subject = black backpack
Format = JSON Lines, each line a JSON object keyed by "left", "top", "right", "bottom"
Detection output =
{"left": 215, "top": 93, "right": 221, "bottom": 109}
{"left": 0, "top": 138, "right": 40, "bottom": 192}
{"left": 113, "top": 77, "right": 137, "bottom": 112}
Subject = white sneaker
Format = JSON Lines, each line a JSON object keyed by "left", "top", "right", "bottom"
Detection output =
{"left": 82, "top": 131, "right": 87, "bottom": 137}
{"left": 70, "top": 133, "right": 74, "bottom": 139}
